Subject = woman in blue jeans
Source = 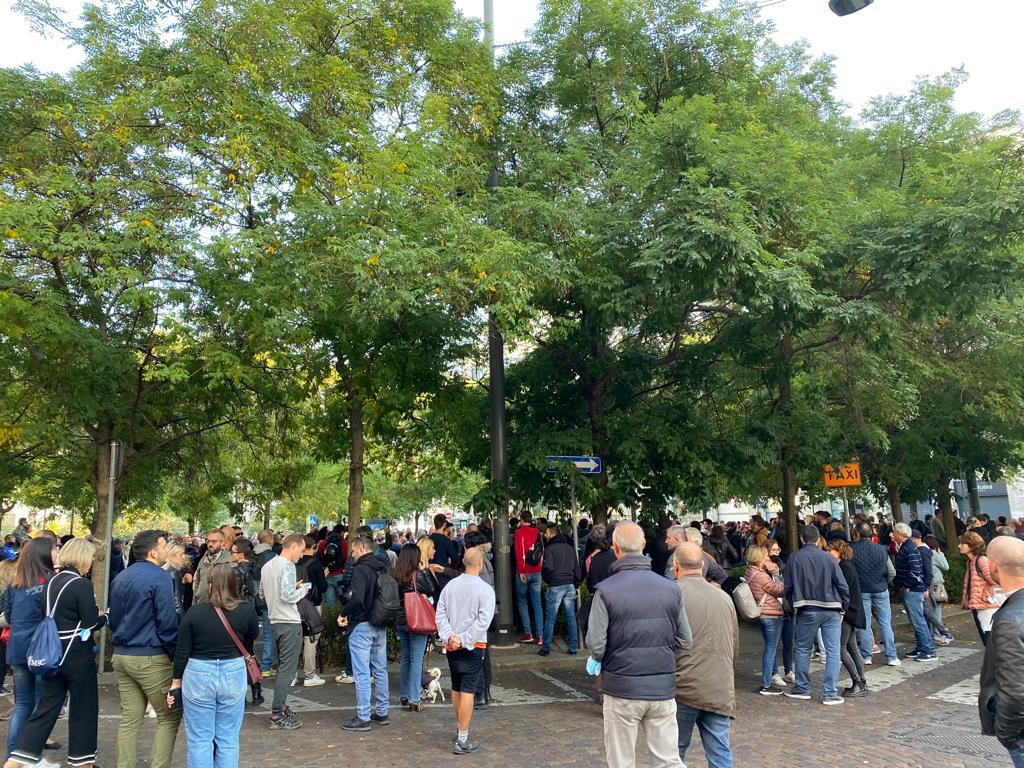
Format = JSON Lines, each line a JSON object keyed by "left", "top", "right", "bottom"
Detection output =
{"left": 170, "top": 564, "right": 258, "bottom": 768}
{"left": 394, "top": 545, "right": 439, "bottom": 712}
{"left": 2, "top": 538, "right": 58, "bottom": 759}
{"left": 744, "top": 544, "right": 790, "bottom": 694}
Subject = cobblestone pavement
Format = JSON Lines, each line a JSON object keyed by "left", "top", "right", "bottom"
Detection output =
{"left": 6, "top": 610, "right": 1009, "bottom": 768}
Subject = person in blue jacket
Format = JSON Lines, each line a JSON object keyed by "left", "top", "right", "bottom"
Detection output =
{"left": 3, "top": 539, "right": 56, "bottom": 758}
{"left": 109, "top": 530, "right": 182, "bottom": 768}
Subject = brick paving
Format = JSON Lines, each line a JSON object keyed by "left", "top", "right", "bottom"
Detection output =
{"left": 4, "top": 609, "right": 1011, "bottom": 767}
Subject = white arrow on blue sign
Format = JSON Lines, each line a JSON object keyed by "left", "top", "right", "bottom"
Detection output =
{"left": 546, "top": 455, "right": 603, "bottom": 474}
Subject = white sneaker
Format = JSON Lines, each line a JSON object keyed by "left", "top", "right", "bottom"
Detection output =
{"left": 864, "top": 657, "right": 873, "bottom": 665}
{"left": 303, "top": 674, "right": 325, "bottom": 687}
{"left": 35, "top": 760, "right": 61, "bottom": 768}
{"left": 335, "top": 672, "right": 355, "bottom": 684}
{"left": 784, "top": 671, "right": 795, "bottom": 684}
{"left": 146, "top": 703, "right": 157, "bottom": 719}
{"left": 887, "top": 658, "right": 902, "bottom": 667}
{"left": 771, "top": 674, "right": 789, "bottom": 688}
{"left": 290, "top": 678, "right": 299, "bottom": 687}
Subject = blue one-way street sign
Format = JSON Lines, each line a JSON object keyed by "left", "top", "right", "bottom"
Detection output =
{"left": 546, "top": 455, "right": 603, "bottom": 474}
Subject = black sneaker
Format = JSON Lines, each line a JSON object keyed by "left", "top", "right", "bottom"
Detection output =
{"left": 342, "top": 717, "right": 372, "bottom": 732}
{"left": 784, "top": 690, "right": 811, "bottom": 700}
{"left": 537, "top": 648, "right": 550, "bottom": 657}
{"left": 914, "top": 652, "right": 938, "bottom": 662}
{"left": 758, "top": 685, "right": 783, "bottom": 696}
{"left": 453, "top": 739, "right": 481, "bottom": 755}
{"left": 269, "top": 712, "right": 302, "bottom": 730}
{"left": 370, "top": 712, "right": 390, "bottom": 725}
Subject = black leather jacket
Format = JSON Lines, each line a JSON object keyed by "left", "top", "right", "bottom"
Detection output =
{"left": 980, "top": 589, "right": 1024, "bottom": 748}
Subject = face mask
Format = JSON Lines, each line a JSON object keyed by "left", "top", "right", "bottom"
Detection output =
{"left": 168, "top": 559, "right": 183, "bottom": 572}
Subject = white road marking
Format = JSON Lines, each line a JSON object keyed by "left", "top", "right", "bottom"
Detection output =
{"left": 530, "top": 670, "right": 591, "bottom": 700}
{"left": 927, "top": 674, "right": 981, "bottom": 707}
{"left": 860, "top": 646, "right": 980, "bottom": 694}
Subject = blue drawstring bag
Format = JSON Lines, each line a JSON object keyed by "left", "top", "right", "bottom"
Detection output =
{"left": 27, "top": 575, "right": 81, "bottom": 678}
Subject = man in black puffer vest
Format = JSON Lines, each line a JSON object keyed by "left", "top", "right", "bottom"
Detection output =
{"left": 586, "top": 521, "right": 691, "bottom": 768}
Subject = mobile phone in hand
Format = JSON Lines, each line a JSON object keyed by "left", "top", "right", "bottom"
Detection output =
{"left": 169, "top": 688, "right": 183, "bottom": 712}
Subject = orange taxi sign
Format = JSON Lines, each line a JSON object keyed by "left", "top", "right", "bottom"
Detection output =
{"left": 823, "top": 462, "right": 862, "bottom": 488}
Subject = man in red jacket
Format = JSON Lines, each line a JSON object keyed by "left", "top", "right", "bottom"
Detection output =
{"left": 514, "top": 511, "right": 544, "bottom": 644}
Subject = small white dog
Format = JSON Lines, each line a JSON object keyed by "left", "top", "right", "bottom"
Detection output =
{"left": 424, "top": 667, "right": 445, "bottom": 703}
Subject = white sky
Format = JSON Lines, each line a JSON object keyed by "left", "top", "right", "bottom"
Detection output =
{"left": 1, "top": 0, "right": 1021, "bottom": 118}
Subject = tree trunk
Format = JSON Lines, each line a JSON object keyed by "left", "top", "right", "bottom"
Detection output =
{"left": 347, "top": 395, "right": 365, "bottom": 531}
{"left": 938, "top": 471, "right": 958, "bottom": 558}
{"left": 966, "top": 473, "right": 982, "bottom": 517}
{"left": 887, "top": 484, "right": 903, "bottom": 523}
{"left": 261, "top": 501, "right": 271, "bottom": 531}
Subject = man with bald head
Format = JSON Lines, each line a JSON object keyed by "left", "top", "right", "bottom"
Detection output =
{"left": 586, "top": 522, "right": 690, "bottom": 768}
{"left": 978, "top": 535, "right": 1024, "bottom": 766}
{"left": 673, "top": 543, "right": 737, "bottom": 767}
{"left": 435, "top": 546, "right": 496, "bottom": 755}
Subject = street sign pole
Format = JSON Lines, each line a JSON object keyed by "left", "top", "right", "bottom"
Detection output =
{"left": 569, "top": 474, "right": 583, "bottom": 651}
{"left": 841, "top": 487, "right": 850, "bottom": 534}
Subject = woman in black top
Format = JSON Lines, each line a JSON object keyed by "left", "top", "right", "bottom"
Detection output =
{"left": 586, "top": 522, "right": 617, "bottom": 591}
{"left": 6, "top": 538, "right": 106, "bottom": 768}
{"left": 394, "top": 544, "right": 440, "bottom": 712}
{"left": 169, "top": 563, "right": 258, "bottom": 767}
{"left": 827, "top": 537, "right": 868, "bottom": 697}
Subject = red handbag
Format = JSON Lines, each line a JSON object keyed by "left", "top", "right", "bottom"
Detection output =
{"left": 403, "top": 575, "right": 437, "bottom": 635}
{"left": 214, "top": 607, "right": 261, "bottom": 685}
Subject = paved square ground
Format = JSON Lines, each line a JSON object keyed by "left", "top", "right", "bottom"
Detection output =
{"left": 8, "top": 609, "right": 1008, "bottom": 767}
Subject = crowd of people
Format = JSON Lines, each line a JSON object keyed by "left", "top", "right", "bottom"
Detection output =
{"left": 1, "top": 504, "right": 1024, "bottom": 768}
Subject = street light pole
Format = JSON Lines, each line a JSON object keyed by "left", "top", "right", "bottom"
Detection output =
{"left": 97, "top": 440, "right": 121, "bottom": 672}
{"left": 483, "top": 0, "right": 514, "bottom": 641}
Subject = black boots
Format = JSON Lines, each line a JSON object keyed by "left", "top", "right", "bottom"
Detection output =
{"left": 250, "top": 682, "right": 265, "bottom": 706}
{"left": 474, "top": 686, "right": 491, "bottom": 710}
{"left": 843, "top": 680, "right": 869, "bottom": 698}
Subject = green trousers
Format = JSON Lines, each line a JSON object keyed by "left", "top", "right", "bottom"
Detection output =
{"left": 112, "top": 653, "right": 183, "bottom": 768}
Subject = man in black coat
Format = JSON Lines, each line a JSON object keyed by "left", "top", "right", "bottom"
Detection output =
{"left": 538, "top": 523, "right": 581, "bottom": 658}
{"left": 978, "top": 535, "right": 1024, "bottom": 766}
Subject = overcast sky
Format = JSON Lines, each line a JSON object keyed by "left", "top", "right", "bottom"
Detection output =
{"left": 1, "top": 0, "right": 1020, "bottom": 119}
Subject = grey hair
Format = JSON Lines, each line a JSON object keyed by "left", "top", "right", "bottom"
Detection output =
{"left": 683, "top": 528, "right": 703, "bottom": 544}
{"left": 893, "top": 522, "right": 912, "bottom": 538}
{"left": 667, "top": 525, "right": 687, "bottom": 542}
{"left": 612, "top": 522, "right": 645, "bottom": 555}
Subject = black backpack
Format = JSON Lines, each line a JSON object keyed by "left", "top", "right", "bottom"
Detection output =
{"left": 368, "top": 570, "right": 401, "bottom": 627}
{"left": 323, "top": 538, "right": 344, "bottom": 573}
{"left": 525, "top": 536, "right": 544, "bottom": 567}
{"left": 298, "top": 596, "right": 324, "bottom": 638}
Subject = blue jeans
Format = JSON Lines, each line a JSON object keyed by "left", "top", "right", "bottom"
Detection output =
{"left": 516, "top": 572, "right": 543, "bottom": 637}
{"left": 323, "top": 574, "right": 345, "bottom": 609}
{"left": 260, "top": 612, "right": 275, "bottom": 671}
{"left": 7, "top": 664, "right": 43, "bottom": 758}
{"left": 182, "top": 657, "right": 247, "bottom": 768}
{"left": 542, "top": 584, "right": 578, "bottom": 653}
{"left": 858, "top": 591, "right": 897, "bottom": 661}
{"left": 1008, "top": 738, "right": 1024, "bottom": 768}
{"left": 901, "top": 590, "right": 934, "bottom": 654}
{"left": 676, "top": 702, "right": 733, "bottom": 768}
{"left": 758, "top": 617, "right": 784, "bottom": 688}
{"left": 793, "top": 609, "right": 842, "bottom": 698}
{"left": 397, "top": 628, "right": 428, "bottom": 703}
{"left": 349, "top": 622, "right": 389, "bottom": 721}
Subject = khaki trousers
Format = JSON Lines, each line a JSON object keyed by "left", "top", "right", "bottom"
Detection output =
{"left": 603, "top": 694, "right": 683, "bottom": 768}
{"left": 112, "top": 653, "right": 182, "bottom": 768}
{"left": 301, "top": 606, "right": 322, "bottom": 677}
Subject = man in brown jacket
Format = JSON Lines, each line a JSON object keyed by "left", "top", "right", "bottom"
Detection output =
{"left": 673, "top": 542, "right": 738, "bottom": 768}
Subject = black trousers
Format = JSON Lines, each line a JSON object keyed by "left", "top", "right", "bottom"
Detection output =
{"left": 11, "top": 643, "right": 98, "bottom": 767}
